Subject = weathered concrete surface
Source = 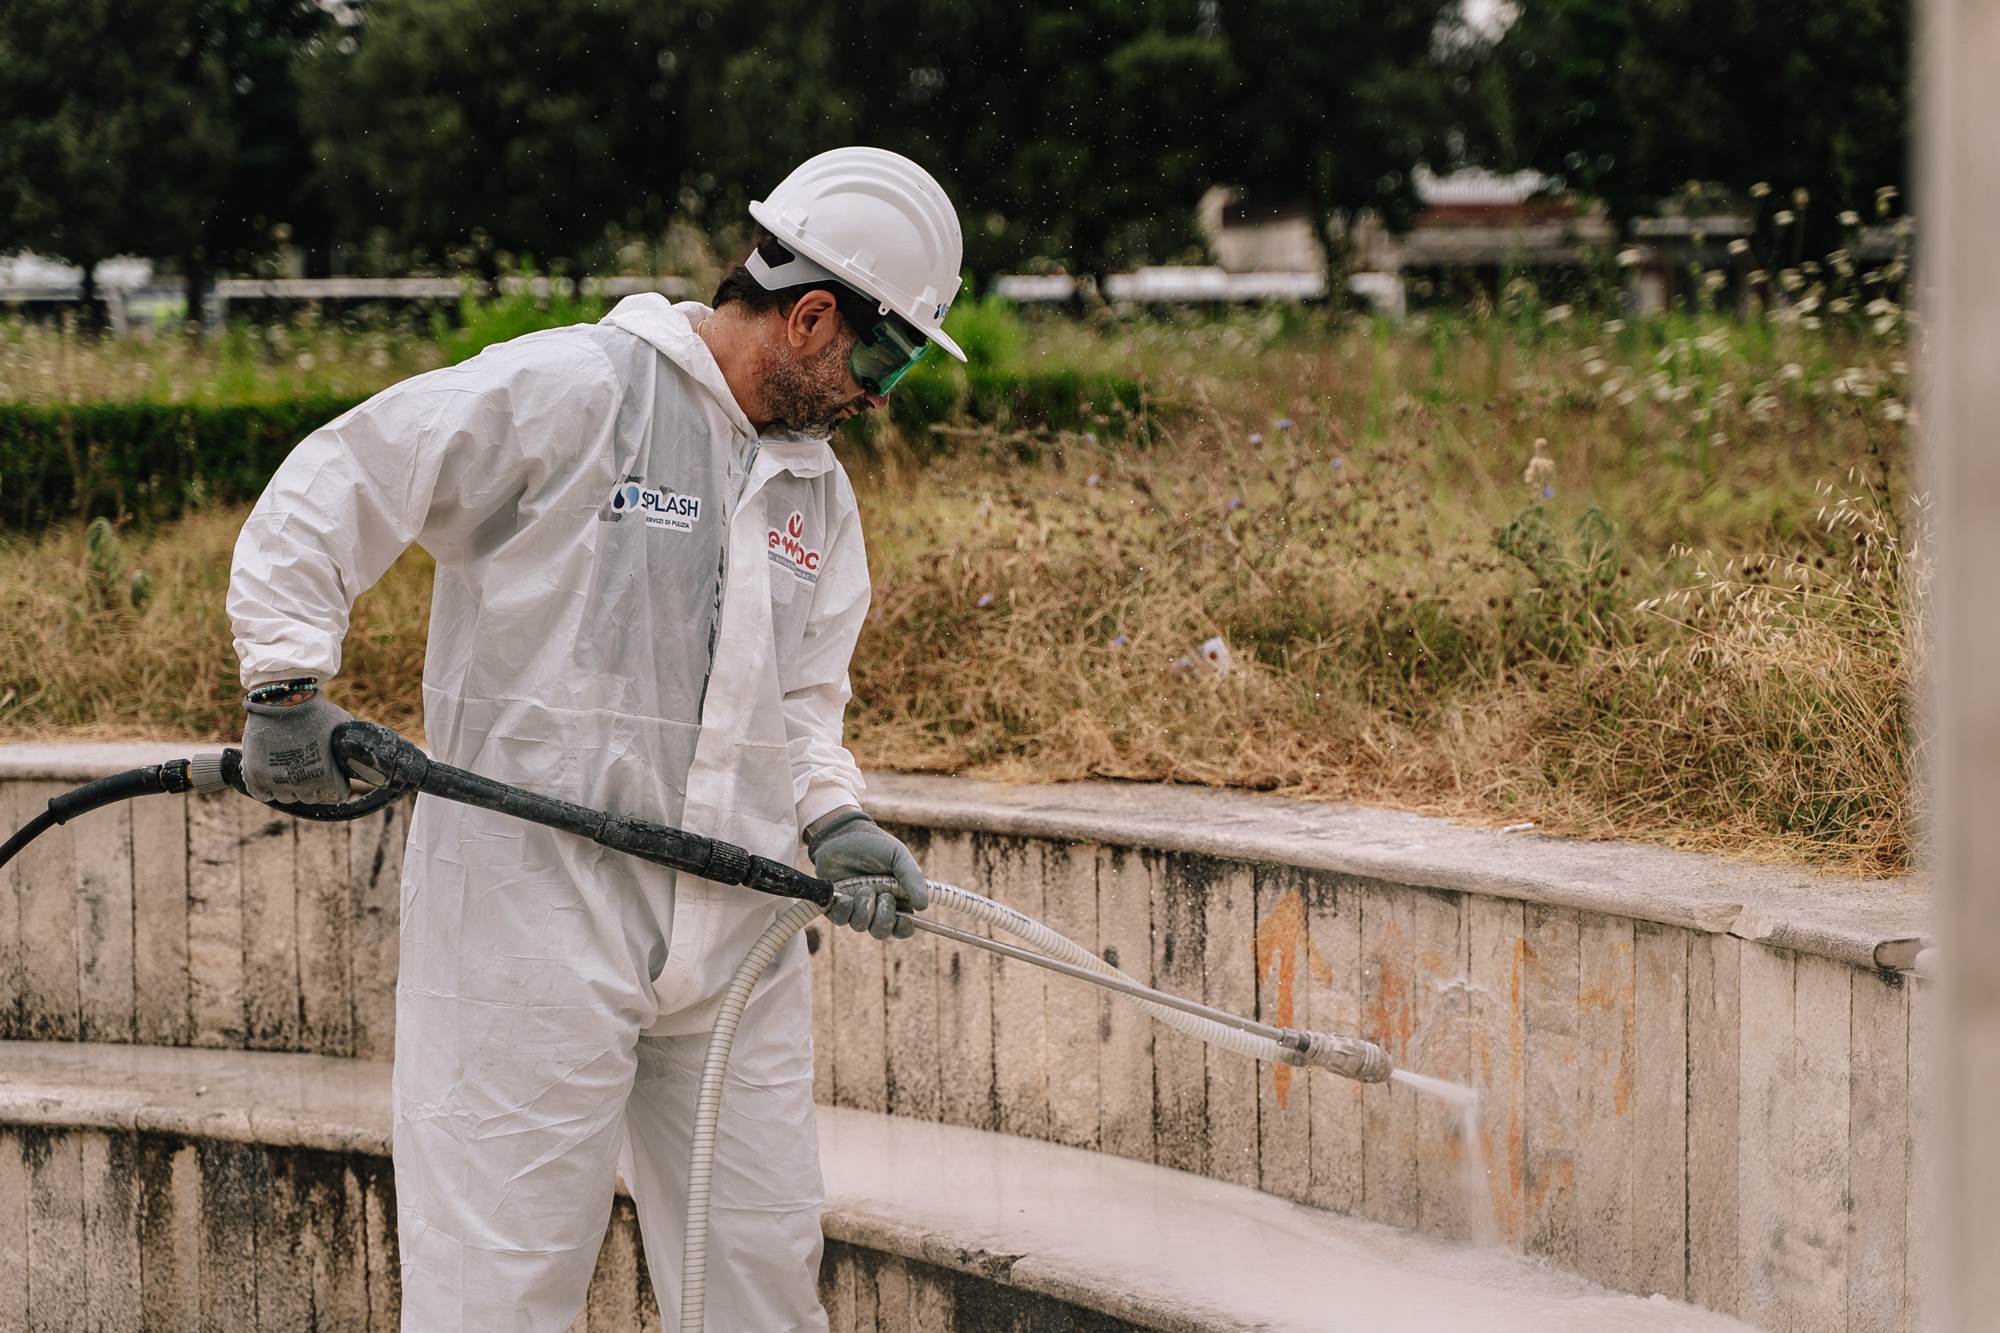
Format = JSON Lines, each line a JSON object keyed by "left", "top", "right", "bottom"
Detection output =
{"left": 0, "top": 1041, "right": 1751, "bottom": 1332}
{"left": 0, "top": 749, "right": 1928, "bottom": 1328}
{"left": 0, "top": 748, "right": 1929, "bottom": 971}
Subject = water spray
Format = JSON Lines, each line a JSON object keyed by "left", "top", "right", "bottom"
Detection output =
{"left": 0, "top": 721, "right": 1401, "bottom": 1331}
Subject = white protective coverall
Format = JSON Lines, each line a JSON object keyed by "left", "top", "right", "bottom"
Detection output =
{"left": 229, "top": 293, "right": 870, "bottom": 1331}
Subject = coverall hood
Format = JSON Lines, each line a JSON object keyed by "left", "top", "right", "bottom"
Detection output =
{"left": 601, "top": 292, "right": 845, "bottom": 465}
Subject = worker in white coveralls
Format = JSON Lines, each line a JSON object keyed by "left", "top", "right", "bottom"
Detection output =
{"left": 226, "top": 147, "right": 965, "bottom": 1331}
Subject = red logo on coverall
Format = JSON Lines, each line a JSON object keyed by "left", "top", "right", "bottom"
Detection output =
{"left": 768, "top": 511, "right": 821, "bottom": 584}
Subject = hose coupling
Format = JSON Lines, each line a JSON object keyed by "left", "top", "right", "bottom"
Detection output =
{"left": 1280, "top": 1028, "right": 1393, "bottom": 1083}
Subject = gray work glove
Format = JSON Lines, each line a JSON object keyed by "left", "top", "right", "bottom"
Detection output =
{"left": 807, "top": 809, "right": 929, "bottom": 940}
{"left": 241, "top": 688, "right": 355, "bottom": 805}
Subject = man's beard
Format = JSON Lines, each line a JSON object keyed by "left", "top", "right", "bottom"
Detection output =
{"left": 760, "top": 334, "right": 864, "bottom": 436}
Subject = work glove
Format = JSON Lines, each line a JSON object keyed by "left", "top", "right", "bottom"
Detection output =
{"left": 807, "top": 809, "right": 930, "bottom": 940}
{"left": 241, "top": 683, "right": 355, "bottom": 806}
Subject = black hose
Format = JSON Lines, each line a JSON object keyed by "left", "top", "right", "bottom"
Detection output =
{"left": 0, "top": 759, "right": 200, "bottom": 871}
{"left": 0, "top": 808, "right": 60, "bottom": 871}
{"left": 0, "top": 722, "right": 834, "bottom": 910}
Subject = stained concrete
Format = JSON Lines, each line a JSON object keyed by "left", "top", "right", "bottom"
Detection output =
{"left": 0, "top": 746, "right": 1929, "bottom": 970}
{"left": 0, "top": 746, "right": 1926, "bottom": 1327}
{"left": 0, "top": 1040, "right": 1751, "bottom": 1332}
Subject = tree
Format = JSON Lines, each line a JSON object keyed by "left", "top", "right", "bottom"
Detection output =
{"left": 182, "top": 0, "right": 340, "bottom": 313}
{"left": 1486, "top": 0, "right": 1910, "bottom": 247}
{"left": 1216, "top": 0, "right": 1473, "bottom": 279}
{"left": 302, "top": 0, "right": 696, "bottom": 278}
{"left": 0, "top": 0, "right": 228, "bottom": 322}
{"left": 825, "top": 0, "right": 1231, "bottom": 290}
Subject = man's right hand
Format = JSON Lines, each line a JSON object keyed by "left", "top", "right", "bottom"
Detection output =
{"left": 241, "top": 684, "right": 355, "bottom": 805}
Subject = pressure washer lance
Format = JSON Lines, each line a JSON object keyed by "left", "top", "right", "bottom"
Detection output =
{"left": 0, "top": 721, "right": 1394, "bottom": 1332}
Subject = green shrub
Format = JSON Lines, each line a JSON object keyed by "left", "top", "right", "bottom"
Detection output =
{"left": 0, "top": 368, "right": 1146, "bottom": 529}
{"left": 434, "top": 284, "right": 611, "bottom": 365}
{"left": 0, "top": 397, "right": 368, "bottom": 529}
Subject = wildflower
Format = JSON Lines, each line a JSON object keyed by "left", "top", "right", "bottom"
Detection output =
{"left": 1873, "top": 314, "right": 1899, "bottom": 337}
{"left": 1882, "top": 400, "right": 1907, "bottom": 423}
{"left": 1110, "top": 633, "right": 1129, "bottom": 648}
{"left": 1543, "top": 304, "right": 1573, "bottom": 324}
{"left": 1829, "top": 296, "right": 1854, "bottom": 315}
{"left": 1727, "top": 238, "right": 1750, "bottom": 256}
{"left": 1583, "top": 358, "right": 1608, "bottom": 377}
{"left": 1616, "top": 248, "right": 1643, "bottom": 267}
{"left": 1710, "top": 432, "right": 1728, "bottom": 450}
{"left": 1780, "top": 363, "right": 1804, "bottom": 382}
{"left": 1773, "top": 209, "right": 1796, "bottom": 227}
{"left": 1802, "top": 316, "right": 1822, "bottom": 330}
{"left": 1248, "top": 432, "right": 1264, "bottom": 446}
{"left": 1330, "top": 457, "right": 1344, "bottom": 469}
{"left": 1276, "top": 417, "right": 1295, "bottom": 431}
{"left": 296, "top": 352, "right": 316, "bottom": 370}
{"left": 1541, "top": 485, "right": 1555, "bottom": 500}
{"left": 1750, "top": 181, "right": 1772, "bottom": 198}
{"left": 1086, "top": 473, "right": 1102, "bottom": 488}
{"left": 975, "top": 593, "right": 995, "bottom": 609}
{"left": 1523, "top": 438, "right": 1555, "bottom": 489}
{"left": 1792, "top": 187, "right": 1810, "bottom": 207}
{"left": 1778, "top": 269, "right": 1805, "bottom": 292}
{"left": 1228, "top": 497, "right": 1244, "bottom": 512}
{"left": 1839, "top": 210, "right": 1860, "bottom": 227}
{"left": 1603, "top": 318, "right": 1626, "bottom": 334}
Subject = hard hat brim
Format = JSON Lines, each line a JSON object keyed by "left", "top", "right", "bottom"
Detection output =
{"left": 749, "top": 197, "right": 968, "bottom": 363}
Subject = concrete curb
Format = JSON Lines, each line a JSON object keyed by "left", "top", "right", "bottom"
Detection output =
{"left": 0, "top": 745, "right": 1930, "bottom": 972}
{"left": 860, "top": 771, "right": 1929, "bottom": 972}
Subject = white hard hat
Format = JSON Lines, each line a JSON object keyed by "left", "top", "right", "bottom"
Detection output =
{"left": 748, "top": 146, "right": 967, "bottom": 362}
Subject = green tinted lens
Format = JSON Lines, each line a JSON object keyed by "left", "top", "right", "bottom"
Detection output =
{"left": 849, "top": 317, "right": 928, "bottom": 395}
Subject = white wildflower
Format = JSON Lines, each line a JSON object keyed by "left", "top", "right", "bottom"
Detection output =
{"left": 1617, "top": 248, "right": 1644, "bottom": 267}
{"left": 1750, "top": 181, "right": 1772, "bottom": 198}
{"left": 1839, "top": 210, "right": 1860, "bottom": 227}
{"left": 1773, "top": 209, "right": 1796, "bottom": 226}
{"left": 1727, "top": 238, "right": 1750, "bottom": 256}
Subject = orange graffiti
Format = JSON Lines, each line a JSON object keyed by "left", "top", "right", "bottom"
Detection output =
{"left": 1254, "top": 889, "right": 1335, "bottom": 1109}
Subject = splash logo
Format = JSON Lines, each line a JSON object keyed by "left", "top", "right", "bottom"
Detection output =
{"left": 767, "top": 510, "right": 822, "bottom": 585}
{"left": 602, "top": 475, "right": 702, "bottom": 532}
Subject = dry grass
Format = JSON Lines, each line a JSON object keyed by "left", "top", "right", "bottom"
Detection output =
{"left": 0, "top": 308, "right": 1918, "bottom": 875}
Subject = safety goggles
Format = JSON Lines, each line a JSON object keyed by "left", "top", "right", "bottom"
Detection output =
{"left": 847, "top": 311, "right": 929, "bottom": 396}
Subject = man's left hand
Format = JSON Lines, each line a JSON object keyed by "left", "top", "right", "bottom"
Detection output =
{"left": 807, "top": 810, "right": 930, "bottom": 940}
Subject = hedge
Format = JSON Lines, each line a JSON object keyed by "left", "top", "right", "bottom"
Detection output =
{"left": 0, "top": 370, "right": 1147, "bottom": 531}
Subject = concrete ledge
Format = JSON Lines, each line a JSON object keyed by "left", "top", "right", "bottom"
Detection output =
{"left": 862, "top": 772, "right": 1928, "bottom": 972}
{"left": 0, "top": 746, "right": 1926, "bottom": 971}
{"left": 0, "top": 1041, "right": 1748, "bottom": 1332}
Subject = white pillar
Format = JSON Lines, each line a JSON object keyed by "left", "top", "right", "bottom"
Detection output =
{"left": 1920, "top": 0, "right": 2000, "bottom": 1327}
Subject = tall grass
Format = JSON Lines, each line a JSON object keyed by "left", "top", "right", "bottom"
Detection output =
{"left": 0, "top": 306, "right": 1918, "bottom": 874}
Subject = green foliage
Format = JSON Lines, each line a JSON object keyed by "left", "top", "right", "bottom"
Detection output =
{"left": 83, "top": 516, "right": 150, "bottom": 611}
{"left": 1218, "top": 0, "right": 1475, "bottom": 273}
{"left": 1495, "top": 504, "right": 1627, "bottom": 662}
{"left": 300, "top": 0, "right": 695, "bottom": 275}
{"left": 0, "top": 0, "right": 228, "bottom": 299}
{"left": 0, "top": 396, "right": 368, "bottom": 529}
{"left": 433, "top": 285, "right": 611, "bottom": 366}
{"left": 1483, "top": 0, "right": 1910, "bottom": 249}
{"left": 0, "top": 368, "right": 1143, "bottom": 527}
{"left": 939, "top": 291, "right": 1026, "bottom": 373}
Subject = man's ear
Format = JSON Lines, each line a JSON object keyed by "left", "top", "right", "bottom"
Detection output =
{"left": 784, "top": 289, "right": 843, "bottom": 353}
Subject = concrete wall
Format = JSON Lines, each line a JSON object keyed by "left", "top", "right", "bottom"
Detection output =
{"left": 0, "top": 1125, "right": 1079, "bottom": 1333}
{"left": 0, "top": 756, "right": 1928, "bottom": 1330}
